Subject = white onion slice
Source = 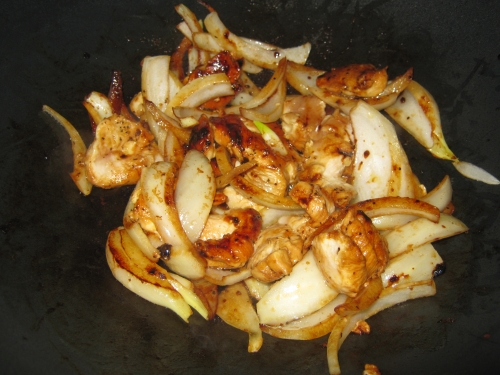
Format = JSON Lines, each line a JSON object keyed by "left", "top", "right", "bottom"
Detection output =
{"left": 204, "top": 267, "right": 252, "bottom": 286}
{"left": 381, "top": 243, "right": 443, "bottom": 288}
{"left": 141, "top": 55, "right": 171, "bottom": 113}
{"left": 83, "top": 91, "right": 113, "bottom": 124}
{"left": 166, "top": 73, "right": 234, "bottom": 117}
{"left": 257, "top": 251, "right": 338, "bottom": 326}
{"left": 384, "top": 213, "right": 468, "bottom": 259}
{"left": 453, "top": 161, "right": 500, "bottom": 185}
{"left": 142, "top": 162, "right": 206, "bottom": 279}
{"left": 175, "top": 150, "right": 216, "bottom": 242}
{"left": 106, "top": 228, "right": 193, "bottom": 322}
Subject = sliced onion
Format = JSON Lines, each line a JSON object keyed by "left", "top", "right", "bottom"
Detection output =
{"left": 42, "top": 105, "right": 92, "bottom": 195}
{"left": 226, "top": 57, "right": 287, "bottom": 114}
{"left": 142, "top": 162, "right": 207, "bottom": 279}
{"left": 175, "top": 150, "right": 216, "bottom": 242}
{"left": 256, "top": 251, "right": 339, "bottom": 326}
{"left": 166, "top": 73, "right": 234, "bottom": 117}
{"left": 141, "top": 55, "right": 171, "bottom": 113}
{"left": 217, "top": 282, "right": 263, "bottom": 352}
{"left": 350, "top": 101, "right": 394, "bottom": 200}
{"left": 261, "top": 294, "right": 347, "bottom": 340}
{"left": 106, "top": 227, "right": 193, "bottom": 322}
{"left": 240, "top": 76, "right": 287, "bottom": 123}
{"left": 204, "top": 11, "right": 309, "bottom": 70}
{"left": 354, "top": 197, "right": 440, "bottom": 223}
{"left": 231, "top": 176, "right": 302, "bottom": 210}
{"left": 82, "top": 91, "right": 113, "bottom": 124}
{"left": 453, "top": 161, "right": 500, "bottom": 185}
{"left": 381, "top": 243, "right": 443, "bottom": 288}
{"left": 144, "top": 100, "right": 191, "bottom": 144}
{"left": 244, "top": 277, "right": 271, "bottom": 301}
{"left": 204, "top": 267, "right": 252, "bottom": 286}
{"left": 192, "top": 31, "right": 223, "bottom": 53}
{"left": 328, "top": 280, "right": 436, "bottom": 375}
{"left": 384, "top": 213, "right": 468, "bottom": 259}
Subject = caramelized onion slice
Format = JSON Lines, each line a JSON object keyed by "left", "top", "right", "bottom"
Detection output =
{"left": 142, "top": 162, "right": 207, "bottom": 279}
{"left": 257, "top": 251, "right": 339, "bottom": 326}
{"left": 204, "top": 267, "right": 252, "bottom": 286}
{"left": 217, "top": 282, "right": 263, "bottom": 353}
{"left": 42, "top": 105, "right": 92, "bottom": 195}
{"left": 106, "top": 228, "right": 193, "bottom": 322}
{"left": 261, "top": 294, "right": 348, "bottom": 340}
{"left": 231, "top": 176, "right": 302, "bottom": 211}
{"left": 354, "top": 197, "right": 440, "bottom": 223}
{"left": 384, "top": 214, "right": 468, "bottom": 259}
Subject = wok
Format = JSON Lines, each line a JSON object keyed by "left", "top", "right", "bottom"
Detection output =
{"left": 1, "top": 0, "right": 499, "bottom": 374}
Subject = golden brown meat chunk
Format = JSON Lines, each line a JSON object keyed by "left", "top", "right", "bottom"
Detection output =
{"left": 316, "top": 64, "right": 388, "bottom": 98}
{"left": 85, "top": 114, "right": 161, "bottom": 188}
{"left": 248, "top": 224, "right": 305, "bottom": 282}
{"left": 311, "top": 207, "right": 389, "bottom": 297}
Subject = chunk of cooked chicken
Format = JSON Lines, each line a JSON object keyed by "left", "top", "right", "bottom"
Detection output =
{"left": 194, "top": 208, "right": 262, "bottom": 269}
{"left": 316, "top": 64, "right": 388, "bottom": 98}
{"left": 311, "top": 207, "right": 389, "bottom": 297}
{"left": 85, "top": 114, "right": 162, "bottom": 188}
{"left": 248, "top": 224, "right": 305, "bottom": 283}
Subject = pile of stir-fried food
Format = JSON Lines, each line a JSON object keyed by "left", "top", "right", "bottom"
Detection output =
{"left": 43, "top": 3, "right": 499, "bottom": 374}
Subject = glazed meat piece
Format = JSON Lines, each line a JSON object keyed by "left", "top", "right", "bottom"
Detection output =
{"left": 311, "top": 207, "right": 389, "bottom": 297}
{"left": 85, "top": 114, "right": 161, "bottom": 188}
{"left": 316, "top": 64, "right": 388, "bottom": 98}
{"left": 194, "top": 208, "right": 262, "bottom": 269}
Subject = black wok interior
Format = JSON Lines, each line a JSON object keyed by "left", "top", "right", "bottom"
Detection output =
{"left": 1, "top": 0, "right": 499, "bottom": 374}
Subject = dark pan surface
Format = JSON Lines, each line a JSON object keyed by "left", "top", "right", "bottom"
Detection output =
{"left": 1, "top": 0, "right": 499, "bottom": 374}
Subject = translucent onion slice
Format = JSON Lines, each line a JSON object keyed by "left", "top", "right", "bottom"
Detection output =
{"left": 261, "top": 294, "right": 348, "bottom": 340}
{"left": 175, "top": 150, "right": 216, "bottom": 242}
{"left": 240, "top": 76, "right": 287, "bottom": 123}
{"left": 204, "top": 11, "right": 310, "bottom": 70}
{"left": 453, "top": 161, "right": 500, "bottom": 185}
{"left": 122, "top": 182, "right": 160, "bottom": 262}
{"left": 204, "top": 267, "right": 252, "bottom": 286}
{"left": 106, "top": 227, "right": 192, "bottom": 322}
{"left": 370, "top": 175, "right": 452, "bottom": 230}
{"left": 42, "top": 105, "right": 92, "bottom": 195}
{"left": 166, "top": 73, "right": 234, "bottom": 117}
{"left": 141, "top": 55, "right": 171, "bottom": 113}
{"left": 354, "top": 197, "right": 440, "bottom": 223}
{"left": 142, "top": 162, "right": 206, "bottom": 279}
{"left": 257, "top": 251, "right": 339, "bottom": 326}
{"left": 217, "top": 282, "right": 263, "bottom": 353}
{"left": 350, "top": 101, "right": 396, "bottom": 201}
{"left": 381, "top": 243, "right": 443, "bottom": 288}
{"left": 328, "top": 280, "right": 437, "bottom": 375}
{"left": 384, "top": 213, "right": 468, "bottom": 259}
{"left": 244, "top": 277, "right": 271, "bottom": 301}
{"left": 226, "top": 57, "right": 287, "bottom": 114}
{"left": 230, "top": 176, "right": 302, "bottom": 210}
{"left": 117, "top": 227, "right": 208, "bottom": 319}
{"left": 83, "top": 91, "right": 113, "bottom": 125}
{"left": 144, "top": 100, "right": 191, "bottom": 144}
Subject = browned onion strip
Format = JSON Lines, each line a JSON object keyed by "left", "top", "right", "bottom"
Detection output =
{"left": 231, "top": 176, "right": 302, "bottom": 211}
{"left": 334, "top": 276, "right": 383, "bottom": 317}
{"left": 144, "top": 100, "right": 191, "bottom": 144}
{"left": 216, "top": 160, "right": 257, "bottom": 188}
{"left": 214, "top": 145, "right": 233, "bottom": 174}
{"left": 353, "top": 197, "right": 440, "bottom": 223}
